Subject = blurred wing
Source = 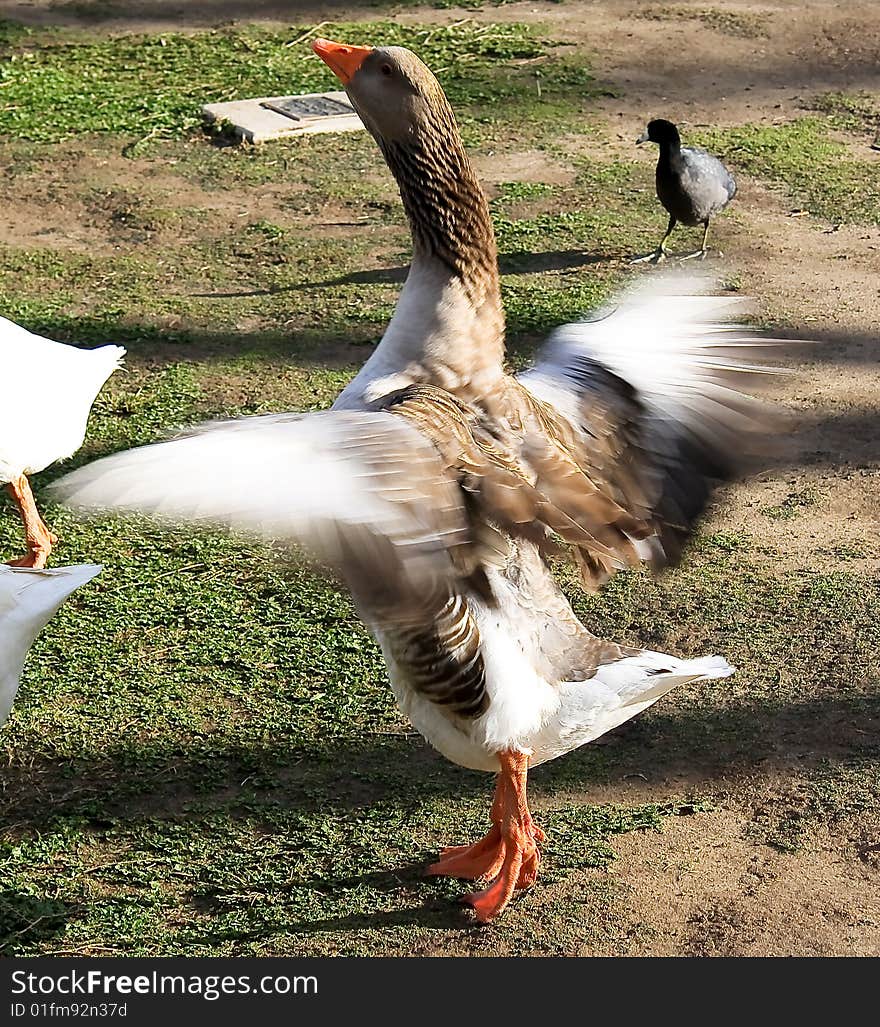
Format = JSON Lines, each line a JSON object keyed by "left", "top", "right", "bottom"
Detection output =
{"left": 379, "top": 384, "right": 624, "bottom": 573}
{"left": 52, "top": 410, "right": 495, "bottom": 719}
{"left": 52, "top": 411, "right": 476, "bottom": 609}
{"left": 515, "top": 271, "right": 783, "bottom": 584}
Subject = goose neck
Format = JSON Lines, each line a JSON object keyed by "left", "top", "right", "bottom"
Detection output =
{"left": 372, "top": 117, "right": 505, "bottom": 385}
{"left": 379, "top": 123, "right": 500, "bottom": 306}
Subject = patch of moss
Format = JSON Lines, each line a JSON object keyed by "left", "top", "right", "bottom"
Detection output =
{"left": 694, "top": 119, "right": 880, "bottom": 226}
{"left": 762, "top": 488, "right": 818, "bottom": 521}
{"left": 809, "top": 91, "right": 880, "bottom": 138}
{"left": 750, "top": 759, "right": 880, "bottom": 854}
{"left": 495, "top": 181, "right": 555, "bottom": 202}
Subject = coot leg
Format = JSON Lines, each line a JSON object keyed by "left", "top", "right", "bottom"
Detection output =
{"left": 681, "top": 219, "right": 711, "bottom": 261}
{"left": 631, "top": 214, "right": 676, "bottom": 264}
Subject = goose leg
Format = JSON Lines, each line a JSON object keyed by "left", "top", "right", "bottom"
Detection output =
{"left": 680, "top": 219, "right": 710, "bottom": 261}
{"left": 5, "top": 475, "right": 57, "bottom": 569}
{"left": 429, "top": 750, "right": 543, "bottom": 922}
{"left": 463, "top": 751, "right": 542, "bottom": 921}
{"left": 631, "top": 215, "right": 675, "bottom": 264}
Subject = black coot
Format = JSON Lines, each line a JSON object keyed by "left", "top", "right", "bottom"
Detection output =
{"left": 633, "top": 119, "right": 736, "bottom": 263}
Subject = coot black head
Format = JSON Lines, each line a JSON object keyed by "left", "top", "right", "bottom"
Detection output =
{"left": 636, "top": 119, "right": 681, "bottom": 147}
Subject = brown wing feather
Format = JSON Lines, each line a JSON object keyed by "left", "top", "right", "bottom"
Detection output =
{"left": 377, "top": 383, "right": 640, "bottom": 590}
{"left": 378, "top": 340, "right": 772, "bottom": 594}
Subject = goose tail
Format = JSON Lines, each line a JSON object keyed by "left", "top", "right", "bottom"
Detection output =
{"left": 589, "top": 649, "right": 734, "bottom": 715}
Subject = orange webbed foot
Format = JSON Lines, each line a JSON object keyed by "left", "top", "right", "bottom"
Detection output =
{"left": 427, "top": 825, "right": 505, "bottom": 882}
{"left": 462, "top": 827, "right": 541, "bottom": 922}
{"left": 6, "top": 540, "right": 54, "bottom": 570}
{"left": 6, "top": 554, "right": 40, "bottom": 568}
{"left": 428, "top": 751, "right": 544, "bottom": 922}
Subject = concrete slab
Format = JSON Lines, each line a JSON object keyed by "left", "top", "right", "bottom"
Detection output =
{"left": 203, "top": 91, "right": 364, "bottom": 144}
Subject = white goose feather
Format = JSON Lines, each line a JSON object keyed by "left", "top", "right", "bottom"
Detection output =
{"left": 0, "top": 317, "right": 124, "bottom": 483}
{"left": 0, "top": 564, "right": 102, "bottom": 725}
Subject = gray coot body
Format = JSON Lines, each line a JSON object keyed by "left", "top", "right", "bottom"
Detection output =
{"left": 634, "top": 119, "right": 736, "bottom": 262}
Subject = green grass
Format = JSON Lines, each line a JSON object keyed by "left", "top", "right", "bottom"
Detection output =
{"left": 0, "top": 20, "right": 604, "bottom": 146}
{"left": 750, "top": 759, "right": 880, "bottom": 854}
{"left": 494, "top": 181, "right": 555, "bottom": 202}
{"left": 762, "top": 487, "right": 818, "bottom": 521}
{"left": 0, "top": 145, "right": 648, "bottom": 355}
{"left": 0, "top": 17, "right": 626, "bottom": 356}
{"left": 634, "top": 5, "right": 770, "bottom": 38}
{"left": 1, "top": 13, "right": 879, "bottom": 956}
{"left": 809, "top": 91, "right": 880, "bottom": 137}
{"left": 694, "top": 119, "right": 880, "bottom": 225}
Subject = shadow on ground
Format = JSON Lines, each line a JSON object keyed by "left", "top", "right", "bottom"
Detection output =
{"left": 291, "top": 249, "right": 611, "bottom": 288}
{"left": 2, "top": 689, "right": 878, "bottom": 835}
{"left": 0, "top": 889, "right": 79, "bottom": 954}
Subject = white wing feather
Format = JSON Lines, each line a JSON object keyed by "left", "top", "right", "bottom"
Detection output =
{"left": 517, "top": 271, "right": 784, "bottom": 570}
{"left": 51, "top": 411, "right": 469, "bottom": 601}
{"left": 521, "top": 270, "right": 779, "bottom": 433}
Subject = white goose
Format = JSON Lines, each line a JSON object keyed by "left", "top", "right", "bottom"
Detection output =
{"left": 1, "top": 317, "right": 124, "bottom": 567}
{"left": 1, "top": 564, "right": 102, "bottom": 726}
{"left": 53, "top": 40, "right": 777, "bottom": 921}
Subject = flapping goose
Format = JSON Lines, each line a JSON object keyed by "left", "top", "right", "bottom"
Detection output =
{"left": 53, "top": 40, "right": 775, "bottom": 921}
{"left": 1, "top": 317, "right": 124, "bottom": 567}
{"left": 633, "top": 118, "right": 737, "bottom": 263}
{"left": 1, "top": 563, "right": 102, "bottom": 726}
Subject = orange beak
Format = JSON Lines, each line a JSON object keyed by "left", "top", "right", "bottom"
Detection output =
{"left": 312, "top": 38, "right": 374, "bottom": 85}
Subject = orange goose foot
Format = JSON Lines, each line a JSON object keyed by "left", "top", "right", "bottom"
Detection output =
{"left": 5, "top": 476, "right": 57, "bottom": 569}
{"left": 428, "top": 751, "right": 543, "bottom": 922}
{"left": 429, "top": 824, "right": 506, "bottom": 882}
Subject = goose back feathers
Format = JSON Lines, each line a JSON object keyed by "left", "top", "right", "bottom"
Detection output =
{"left": 0, "top": 317, "right": 124, "bottom": 482}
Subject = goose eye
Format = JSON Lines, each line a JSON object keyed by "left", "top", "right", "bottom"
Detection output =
{"left": 380, "top": 63, "right": 393, "bottom": 77}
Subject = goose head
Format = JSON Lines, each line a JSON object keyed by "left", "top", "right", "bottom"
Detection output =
{"left": 313, "top": 38, "right": 499, "bottom": 293}
{"left": 313, "top": 39, "right": 452, "bottom": 148}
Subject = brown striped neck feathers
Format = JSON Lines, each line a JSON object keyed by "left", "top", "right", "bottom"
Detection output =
{"left": 373, "top": 92, "right": 499, "bottom": 298}
{"left": 343, "top": 48, "right": 498, "bottom": 285}
{"left": 316, "top": 42, "right": 505, "bottom": 392}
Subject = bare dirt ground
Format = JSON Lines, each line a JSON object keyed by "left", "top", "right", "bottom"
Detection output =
{"left": 1, "top": 0, "right": 878, "bottom": 955}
